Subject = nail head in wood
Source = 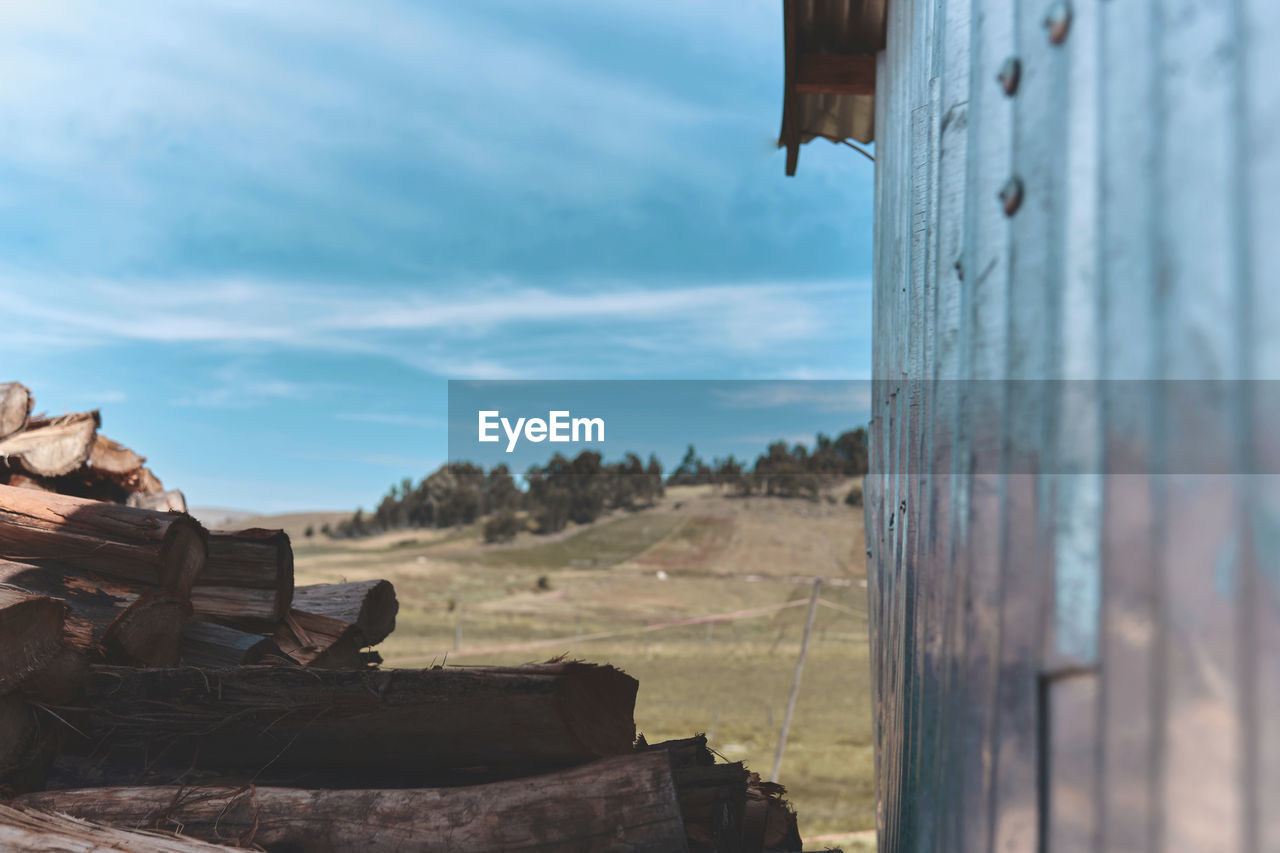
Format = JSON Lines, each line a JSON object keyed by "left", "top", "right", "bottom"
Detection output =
{"left": 1045, "top": 1, "right": 1072, "bottom": 45}
{"left": 997, "top": 58, "right": 1021, "bottom": 96}
{"left": 999, "top": 177, "right": 1024, "bottom": 217}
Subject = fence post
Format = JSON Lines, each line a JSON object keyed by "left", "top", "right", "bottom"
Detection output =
{"left": 772, "top": 577, "right": 822, "bottom": 781}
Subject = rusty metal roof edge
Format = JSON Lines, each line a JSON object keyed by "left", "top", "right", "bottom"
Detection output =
{"left": 778, "top": 0, "right": 886, "bottom": 174}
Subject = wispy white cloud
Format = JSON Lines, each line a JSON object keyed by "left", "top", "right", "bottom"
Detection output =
{"left": 171, "top": 360, "right": 313, "bottom": 408}
{"left": 713, "top": 381, "right": 872, "bottom": 413}
{"left": 359, "top": 453, "right": 442, "bottom": 470}
{"left": 0, "top": 1, "right": 738, "bottom": 206}
{"left": 336, "top": 412, "right": 442, "bottom": 429}
{"left": 0, "top": 274, "right": 867, "bottom": 380}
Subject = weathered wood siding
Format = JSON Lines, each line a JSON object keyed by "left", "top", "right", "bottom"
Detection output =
{"left": 866, "top": 0, "right": 1280, "bottom": 849}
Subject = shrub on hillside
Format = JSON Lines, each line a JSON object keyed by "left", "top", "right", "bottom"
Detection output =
{"left": 483, "top": 509, "right": 521, "bottom": 543}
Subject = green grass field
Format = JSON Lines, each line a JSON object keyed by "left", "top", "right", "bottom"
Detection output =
{"left": 282, "top": 483, "right": 875, "bottom": 847}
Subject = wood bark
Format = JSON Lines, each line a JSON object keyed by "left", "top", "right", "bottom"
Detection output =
{"left": 0, "top": 484, "right": 207, "bottom": 594}
{"left": 293, "top": 579, "right": 397, "bottom": 646}
{"left": 0, "top": 560, "right": 188, "bottom": 667}
{"left": 0, "top": 583, "right": 66, "bottom": 692}
{"left": 180, "top": 620, "right": 291, "bottom": 669}
{"left": 189, "top": 529, "right": 292, "bottom": 630}
{"left": 58, "top": 662, "right": 638, "bottom": 783}
{"left": 0, "top": 473, "right": 55, "bottom": 492}
{"left": 272, "top": 608, "right": 363, "bottom": 668}
{"left": 0, "top": 382, "right": 32, "bottom": 440}
{"left": 17, "top": 752, "right": 690, "bottom": 853}
{"left": 0, "top": 411, "right": 99, "bottom": 477}
{"left": 0, "top": 804, "right": 236, "bottom": 852}
{"left": 639, "top": 734, "right": 717, "bottom": 768}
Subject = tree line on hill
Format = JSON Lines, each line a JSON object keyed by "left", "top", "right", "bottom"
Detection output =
{"left": 330, "top": 427, "right": 867, "bottom": 543}
{"left": 665, "top": 427, "right": 868, "bottom": 500}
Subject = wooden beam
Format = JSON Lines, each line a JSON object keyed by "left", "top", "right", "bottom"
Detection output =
{"left": 59, "top": 662, "right": 639, "bottom": 782}
{"left": 18, "top": 753, "right": 691, "bottom": 853}
{"left": 795, "top": 53, "right": 876, "bottom": 95}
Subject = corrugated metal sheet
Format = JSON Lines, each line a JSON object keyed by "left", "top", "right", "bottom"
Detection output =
{"left": 866, "top": 0, "right": 1280, "bottom": 849}
{"left": 779, "top": 0, "right": 886, "bottom": 169}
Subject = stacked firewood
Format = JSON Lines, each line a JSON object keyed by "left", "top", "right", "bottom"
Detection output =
{"left": 0, "top": 382, "right": 184, "bottom": 511}
{"left": 0, "top": 384, "right": 807, "bottom": 852}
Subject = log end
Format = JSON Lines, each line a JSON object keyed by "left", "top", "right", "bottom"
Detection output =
{"left": 554, "top": 662, "right": 640, "bottom": 759}
{"left": 20, "top": 645, "right": 90, "bottom": 705}
{"left": 0, "top": 411, "right": 99, "bottom": 477}
{"left": 356, "top": 579, "right": 396, "bottom": 646}
{"left": 104, "top": 592, "right": 190, "bottom": 668}
{"left": 271, "top": 531, "right": 295, "bottom": 623}
{"left": 0, "top": 585, "right": 67, "bottom": 694}
{"left": 0, "top": 383, "right": 32, "bottom": 441}
{"left": 158, "top": 516, "right": 207, "bottom": 596}
{"left": 0, "top": 696, "right": 54, "bottom": 794}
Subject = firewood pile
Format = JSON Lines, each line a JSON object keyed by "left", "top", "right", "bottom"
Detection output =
{"left": 0, "top": 381, "right": 186, "bottom": 512}
{"left": 0, "top": 383, "right": 812, "bottom": 852}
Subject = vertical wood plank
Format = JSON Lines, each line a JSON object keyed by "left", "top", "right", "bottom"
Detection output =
{"left": 955, "top": 0, "right": 1015, "bottom": 847}
{"left": 1154, "top": 0, "right": 1247, "bottom": 847}
{"left": 1240, "top": 1, "right": 1280, "bottom": 850}
{"left": 1046, "top": 1, "right": 1104, "bottom": 851}
{"left": 928, "top": 0, "right": 971, "bottom": 843}
{"left": 992, "top": 0, "right": 1068, "bottom": 840}
{"left": 1045, "top": 674, "right": 1101, "bottom": 853}
{"left": 1097, "top": 0, "right": 1162, "bottom": 848}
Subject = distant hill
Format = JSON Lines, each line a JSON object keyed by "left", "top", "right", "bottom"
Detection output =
{"left": 188, "top": 507, "right": 259, "bottom": 528}
{"left": 190, "top": 507, "right": 352, "bottom": 540}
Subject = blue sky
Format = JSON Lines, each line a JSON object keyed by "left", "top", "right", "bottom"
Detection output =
{"left": 0, "top": 1, "right": 874, "bottom": 512}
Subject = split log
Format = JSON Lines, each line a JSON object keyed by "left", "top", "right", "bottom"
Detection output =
{"left": 293, "top": 579, "right": 397, "bottom": 645}
{"left": 639, "top": 733, "right": 717, "bottom": 768}
{"left": 0, "top": 382, "right": 32, "bottom": 440}
{"left": 0, "top": 584, "right": 66, "bottom": 692}
{"left": 742, "top": 776, "right": 802, "bottom": 853}
{"left": 0, "top": 411, "right": 98, "bottom": 477}
{"left": 18, "top": 752, "right": 690, "bottom": 853}
{"left": 59, "top": 662, "right": 638, "bottom": 783}
{"left": 0, "top": 484, "right": 207, "bottom": 594}
{"left": 87, "top": 434, "right": 144, "bottom": 479}
{"left": 189, "top": 586, "right": 285, "bottom": 635}
{"left": 0, "top": 695, "right": 52, "bottom": 793}
{"left": 19, "top": 644, "right": 90, "bottom": 704}
{"left": 180, "top": 620, "right": 291, "bottom": 669}
{"left": 2, "top": 438, "right": 170, "bottom": 505}
{"left": 0, "top": 560, "right": 188, "bottom": 667}
{"left": 273, "top": 608, "right": 363, "bottom": 668}
{"left": 128, "top": 488, "right": 187, "bottom": 513}
{"left": 672, "top": 762, "right": 749, "bottom": 853}
{"left": 0, "top": 804, "right": 236, "bottom": 852}
{"left": 189, "top": 529, "right": 292, "bottom": 630}
{"left": 641, "top": 734, "right": 799, "bottom": 853}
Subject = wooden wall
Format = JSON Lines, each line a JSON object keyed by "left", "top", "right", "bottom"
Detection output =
{"left": 865, "top": 0, "right": 1280, "bottom": 849}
